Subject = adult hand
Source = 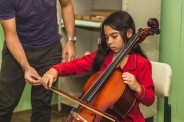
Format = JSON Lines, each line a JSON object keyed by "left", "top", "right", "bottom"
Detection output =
{"left": 62, "top": 41, "right": 76, "bottom": 62}
{"left": 41, "top": 68, "right": 58, "bottom": 89}
{"left": 122, "top": 72, "right": 141, "bottom": 94}
{"left": 24, "top": 65, "right": 41, "bottom": 85}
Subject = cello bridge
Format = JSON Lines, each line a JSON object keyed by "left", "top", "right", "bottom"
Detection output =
{"left": 71, "top": 111, "right": 88, "bottom": 122}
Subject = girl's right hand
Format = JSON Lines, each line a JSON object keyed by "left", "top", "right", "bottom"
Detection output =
{"left": 41, "top": 68, "right": 58, "bottom": 89}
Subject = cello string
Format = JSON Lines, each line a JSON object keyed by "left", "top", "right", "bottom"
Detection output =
{"left": 82, "top": 33, "right": 139, "bottom": 102}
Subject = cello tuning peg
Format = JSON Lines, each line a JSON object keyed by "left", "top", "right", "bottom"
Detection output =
{"left": 147, "top": 18, "right": 159, "bottom": 28}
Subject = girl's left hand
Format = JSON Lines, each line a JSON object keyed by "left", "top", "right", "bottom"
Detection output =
{"left": 122, "top": 72, "right": 141, "bottom": 94}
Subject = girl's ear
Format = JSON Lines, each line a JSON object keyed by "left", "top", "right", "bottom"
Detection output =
{"left": 127, "top": 29, "right": 133, "bottom": 38}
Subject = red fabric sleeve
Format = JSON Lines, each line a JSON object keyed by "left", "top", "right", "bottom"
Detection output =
{"left": 50, "top": 51, "right": 96, "bottom": 76}
{"left": 136, "top": 59, "right": 155, "bottom": 106}
{"left": 135, "top": 85, "right": 145, "bottom": 100}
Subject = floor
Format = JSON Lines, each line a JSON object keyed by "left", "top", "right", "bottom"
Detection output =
{"left": 12, "top": 104, "right": 153, "bottom": 122}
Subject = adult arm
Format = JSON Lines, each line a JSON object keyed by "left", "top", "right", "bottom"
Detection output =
{"left": 0, "top": 18, "right": 41, "bottom": 85}
{"left": 59, "top": 0, "right": 76, "bottom": 62}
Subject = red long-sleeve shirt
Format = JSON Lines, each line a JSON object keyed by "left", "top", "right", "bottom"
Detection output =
{"left": 52, "top": 51, "right": 155, "bottom": 122}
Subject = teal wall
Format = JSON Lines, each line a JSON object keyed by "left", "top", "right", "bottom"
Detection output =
{"left": 0, "top": 24, "right": 58, "bottom": 112}
{"left": 157, "top": 0, "right": 184, "bottom": 122}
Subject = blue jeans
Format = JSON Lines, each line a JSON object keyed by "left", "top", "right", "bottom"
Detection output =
{"left": 0, "top": 41, "right": 62, "bottom": 122}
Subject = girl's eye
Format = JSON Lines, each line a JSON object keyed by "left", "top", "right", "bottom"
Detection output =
{"left": 112, "top": 35, "right": 118, "bottom": 38}
{"left": 110, "top": 34, "right": 118, "bottom": 39}
{"left": 105, "top": 32, "right": 119, "bottom": 41}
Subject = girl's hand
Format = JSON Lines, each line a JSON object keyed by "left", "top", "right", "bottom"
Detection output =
{"left": 122, "top": 72, "right": 141, "bottom": 94}
{"left": 41, "top": 68, "right": 58, "bottom": 89}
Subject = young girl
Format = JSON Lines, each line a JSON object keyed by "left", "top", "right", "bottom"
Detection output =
{"left": 41, "top": 11, "right": 155, "bottom": 122}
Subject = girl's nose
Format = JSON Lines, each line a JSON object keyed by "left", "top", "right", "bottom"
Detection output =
{"left": 107, "top": 38, "right": 113, "bottom": 44}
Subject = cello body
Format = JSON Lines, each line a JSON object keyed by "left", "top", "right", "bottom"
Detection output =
{"left": 67, "top": 70, "right": 136, "bottom": 122}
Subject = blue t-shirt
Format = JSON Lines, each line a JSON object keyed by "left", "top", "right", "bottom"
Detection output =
{"left": 0, "top": 0, "right": 61, "bottom": 50}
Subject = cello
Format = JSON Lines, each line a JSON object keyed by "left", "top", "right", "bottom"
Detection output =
{"left": 50, "top": 18, "right": 160, "bottom": 122}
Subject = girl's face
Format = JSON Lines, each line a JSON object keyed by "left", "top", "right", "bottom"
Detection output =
{"left": 104, "top": 25, "right": 124, "bottom": 54}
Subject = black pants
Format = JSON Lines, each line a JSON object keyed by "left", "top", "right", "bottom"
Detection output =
{"left": 0, "top": 42, "right": 62, "bottom": 122}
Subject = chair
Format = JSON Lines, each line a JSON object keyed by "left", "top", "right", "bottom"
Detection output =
{"left": 140, "top": 61, "right": 172, "bottom": 122}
